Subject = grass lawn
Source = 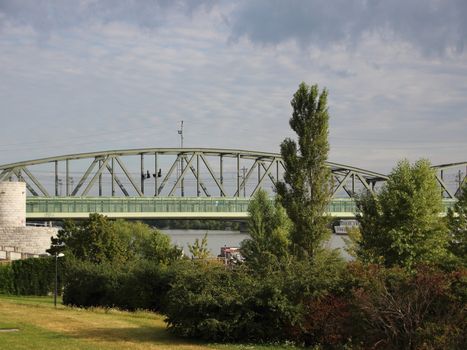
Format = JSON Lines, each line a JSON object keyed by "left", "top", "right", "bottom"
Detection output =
{"left": 0, "top": 295, "right": 298, "bottom": 350}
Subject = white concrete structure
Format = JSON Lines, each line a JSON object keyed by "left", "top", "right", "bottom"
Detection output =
{"left": 0, "top": 181, "right": 57, "bottom": 258}
{"left": 0, "top": 181, "right": 26, "bottom": 227}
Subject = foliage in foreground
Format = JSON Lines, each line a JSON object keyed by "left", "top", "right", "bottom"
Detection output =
{"left": 164, "top": 259, "right": 466, "bottom": 349}
{"left": 164, "top": 251, "right": 345, "bottom": 343}
{"left": 347, "top": 263, "right": 466, "bottom": 350}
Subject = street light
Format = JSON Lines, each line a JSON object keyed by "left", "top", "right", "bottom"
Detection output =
{"left": 54, "top": 252, "right": 65, "bottom": 308}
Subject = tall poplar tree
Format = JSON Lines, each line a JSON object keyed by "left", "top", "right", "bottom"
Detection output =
{"left": 276, "top": 82, "right": 332, "bottom": 258}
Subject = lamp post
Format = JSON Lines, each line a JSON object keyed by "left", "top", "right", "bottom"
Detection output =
{"left": 54, "top": 252, "right": 64, "bottom": 308}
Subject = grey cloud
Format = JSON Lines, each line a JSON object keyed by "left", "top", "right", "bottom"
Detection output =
{"left": 230, "top": 0, "right": 467, "bottom": 55}
{"left": 0, "top": 0, "right": 217, "bottom": 32}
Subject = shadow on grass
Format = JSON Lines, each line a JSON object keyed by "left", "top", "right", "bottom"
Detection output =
{"left": 68, "top": 325, "right": 206, "bottom": 346}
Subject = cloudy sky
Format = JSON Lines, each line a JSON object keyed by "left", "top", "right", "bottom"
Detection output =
{"left": 1, "top": 0, "right": 466, "bottom": 174}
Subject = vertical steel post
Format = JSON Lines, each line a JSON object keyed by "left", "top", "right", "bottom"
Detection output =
{"left": 154, "top": 152, "right": 158, "bottom": 196}
{"left": 258, "top": 163, "right": 261, "bottom": 185}
{"left": 352, "top": 173, "right": 355, "bottom": 195}
{"left": 197, "top": 153, "right": 200, "bottom": 197}
{"left": 181, "top": 156, "right": 184, "bottom": 197}
{"left": 458, "top": 169, "right": 462, "bottom": 194}
{"left": 276, "top": 160, "right": 279, "bottom": 185}
{"left": 220, "top": 155, "right": 223, "bottom": 197}
{"left": 98, "top": 160, "right": 102, "bottom": 197}
{"left": 111, "top": 157, "right": 115, "bottom": 196}
{"left": 140, "top": 154, "right": 144, "bottom": 195}
{"left": 55, "top": 160, "right": 58, "bottom": 196}
{"left": 66, "top": 159, "right": 69, "bottom": 196}
{"left": 243, "top": 167, "right": 247, "bottom": 197}
{"left": 237, "top": 154, "right": 240, "bottom": 197}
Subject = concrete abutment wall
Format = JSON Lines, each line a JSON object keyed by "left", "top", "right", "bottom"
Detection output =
{"left": 0, "top": 181, "right": 57, "bottom": 257}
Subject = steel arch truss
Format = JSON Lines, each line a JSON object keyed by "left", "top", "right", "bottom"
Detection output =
{"left": 432, "top": 161, "right": 467, "bottom": 199}
{"left": 0, "top": 147, "right": 390, "bottom": 199}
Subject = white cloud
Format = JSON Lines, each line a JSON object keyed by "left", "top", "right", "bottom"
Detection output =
{"left": 0, "top": 1, "right": 466, "bottom": 175}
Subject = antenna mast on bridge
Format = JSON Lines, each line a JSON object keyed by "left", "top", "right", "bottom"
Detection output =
{"left": 178, "top": 121, "right": 184, "bottom": 196}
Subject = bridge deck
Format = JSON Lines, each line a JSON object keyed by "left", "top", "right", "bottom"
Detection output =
{"left": 25, "top": 197, "right": 458, "bottom": 220}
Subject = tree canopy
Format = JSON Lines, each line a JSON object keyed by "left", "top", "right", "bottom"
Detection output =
{"left": 276, "top": 82, "right": 332, "bottom": 258}
{"left": 49, "top": 214, "right": 181, "bottom": 265}
{"left": 355, "top": 159, "right": 450, "bottom": 269}
{"left": 240, "top": 189, "right": 291, "bottom": 272}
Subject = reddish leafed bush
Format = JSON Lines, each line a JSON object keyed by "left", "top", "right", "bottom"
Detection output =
{"left": 349, "top": 264, "right": 466, "bottom": 350}
{"left": 289, "top": 294, "right": 353, "bottom": 347}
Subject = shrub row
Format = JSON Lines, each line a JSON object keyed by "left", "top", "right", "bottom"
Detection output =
{"left": 3, "top": 254, "right": 465, "bottom": 349}
{"left": 62, "top": 258, "right": 171, "bottom": 312}
{"left": 164, "top": 261, "right": 467, "bottom": 349}
{"left": 0, "top": 257, "right": 63, "bottom": 295}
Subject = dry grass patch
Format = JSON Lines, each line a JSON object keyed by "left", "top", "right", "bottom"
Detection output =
{"left": 0, "top": 296, "right": 218, "bottom": 350}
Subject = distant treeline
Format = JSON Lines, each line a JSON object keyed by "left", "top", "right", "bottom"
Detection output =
{"left": 145, "top": 219, "right": 248, "bottom": 231}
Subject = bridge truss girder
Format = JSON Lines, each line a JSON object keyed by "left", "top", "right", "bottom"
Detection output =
{"left": 432, "top": 161, "right": 467, "bottom": 199}
{"left": 2, "top": 148, "right": 462, "bottom": 200}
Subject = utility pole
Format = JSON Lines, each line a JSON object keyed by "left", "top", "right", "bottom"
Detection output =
{"left": 178, "top": 121, "right": 184, "bottom": 197}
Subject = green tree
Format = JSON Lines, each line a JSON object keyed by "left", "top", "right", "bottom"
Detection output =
{"left": 49, "top": 214, "right": 181, "bottom": 265}
{"left": 240, "top": 189, "right": 291, "bottom": 271}
{"left": 447, "top": 180, "right": 467, "bottom": 265}
{"left": 49, "top": 214, "right": 127, "bottom": 264}
{"left": 111, "top": 220, "right": 182, "bottom": 264}
{"left": 355, "top": 159, "right": 450, "bottom": 269}
{"left": 276, "top": 82, "right": 332, "bottom": 258}
{"left": 188, "top": 233, "right": 211, "bottom": 259}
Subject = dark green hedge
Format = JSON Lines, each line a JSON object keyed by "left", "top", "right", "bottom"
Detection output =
{"left": 0, "top": 257, "right": 63, "bottom": 295}
{"left": 0, "top": 263, "right": 13, "bottom": 294}
{"left": 62, "top": 258, "right": 170, "bottom": 312}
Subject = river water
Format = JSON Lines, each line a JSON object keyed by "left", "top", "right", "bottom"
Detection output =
{"left": 161, "top": 229, "right": 351, "bottom": 260}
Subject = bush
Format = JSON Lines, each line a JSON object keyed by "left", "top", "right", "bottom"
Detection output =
{"left": 116, "top": 260, "right": 171, "bottom": 311}
{"left": 164, "top": 261, "right": 263, "bottom": 342}
{"left": 349, "top": 263, "right": 467, "bottom": 350}
{"left": 62, "top": 258, "right": 123, "bottom": 308}
{"left": 164, "top": 251, "right": 346, "bottom": 343}
{"left": 62, "top": 258, "right": 170, "bottom": 311}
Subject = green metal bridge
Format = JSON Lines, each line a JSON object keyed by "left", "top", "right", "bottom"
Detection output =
{"left": 0, "top": 147, "right": 464, "bottom": 220}
{"left": 25, "top": 197, "right": 458, "bottom": 220}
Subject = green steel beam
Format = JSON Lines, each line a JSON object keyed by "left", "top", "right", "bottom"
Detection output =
{"left": 0, "top": 147, "right": 389, "bottom": 182}
{"left": 22, "top": 167, "right": 50, "bottom": 197}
